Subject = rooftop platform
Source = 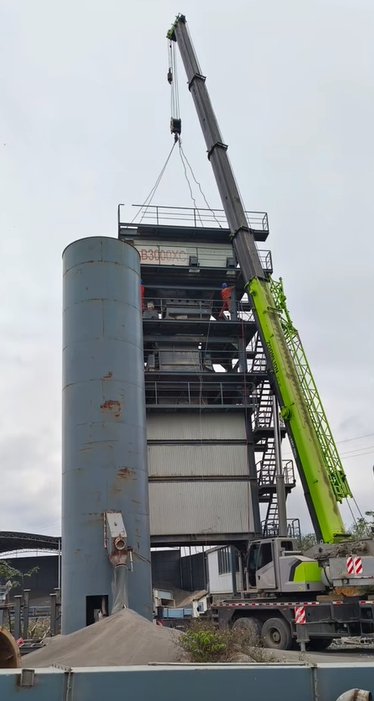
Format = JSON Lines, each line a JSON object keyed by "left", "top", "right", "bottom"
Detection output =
{"left": 118, "top": 204, "right": 270, "bottom": 243}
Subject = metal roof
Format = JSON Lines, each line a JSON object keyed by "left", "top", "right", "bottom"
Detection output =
{"left": 0, "top": 531, "right": 60, "bottom": 555}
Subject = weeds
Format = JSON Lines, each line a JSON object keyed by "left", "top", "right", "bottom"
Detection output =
{"left": 177, "top": 618, "right": 274, "bottom": 664}
{"left": 179, "top": 626, "right": 227, "bottom": 662}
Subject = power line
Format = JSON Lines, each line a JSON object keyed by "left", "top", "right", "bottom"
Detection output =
{"left": 340, "top": 444, "right": 374, "bottom": 456}
{"left": 343, "top": 449, "right": 374, "bottom": 461}
{"left": 338, "top": 432, "right": 374, "bottom": 445}
{"left": 282, "top": 432, "right": 374, "bottom": 459}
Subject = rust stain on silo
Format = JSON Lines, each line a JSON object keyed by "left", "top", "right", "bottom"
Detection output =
{"left": 100, "top": 399, "right": 121, "bottom": 417}
{"left": 118, "top": 467, "right": 135, "bottom": 479}
{"left": 102, "top": 371, "right": 113, "bottom": 380}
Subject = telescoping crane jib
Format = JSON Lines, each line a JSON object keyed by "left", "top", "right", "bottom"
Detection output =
{"left": 167, "top": 14, "right": 352, "bottom": 545}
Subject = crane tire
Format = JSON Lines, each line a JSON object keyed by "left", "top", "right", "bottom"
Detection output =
{"left": 232, "top": 616, "right": 262, "bottom": 646}
{"left": 261, "top": 617, "right": 292, "bottom": 650}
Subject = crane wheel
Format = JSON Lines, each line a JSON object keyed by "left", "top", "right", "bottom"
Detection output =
{"left": 232, "top": 616, "right": 262, "bottom": 646}
{"left": 261, "top": 617, "right": 292, "bottom": 650}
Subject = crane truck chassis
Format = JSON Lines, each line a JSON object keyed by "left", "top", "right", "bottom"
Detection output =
{"left": 209, "top": 597, "right": 374, "bottom": 651}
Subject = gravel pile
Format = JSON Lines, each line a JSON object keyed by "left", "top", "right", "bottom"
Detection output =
{"left": 24, "top": 608, "right": 182, "bottom": 668}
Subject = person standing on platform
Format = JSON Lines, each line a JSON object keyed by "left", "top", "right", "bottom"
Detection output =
{"left": 219, "top": 282, "right": 234, "bottom": 319}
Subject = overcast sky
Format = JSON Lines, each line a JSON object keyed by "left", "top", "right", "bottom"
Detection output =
{"left": 0, "top": 0, "right": 373, "bottom": 537}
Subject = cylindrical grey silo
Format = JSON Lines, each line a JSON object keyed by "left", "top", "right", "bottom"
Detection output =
{"left": 62, "top": 236, "right": 152, "bottom": 635}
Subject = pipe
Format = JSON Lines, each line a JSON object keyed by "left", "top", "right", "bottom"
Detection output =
{"left": 335, "top": 691, "right": 372, "bottom": 701}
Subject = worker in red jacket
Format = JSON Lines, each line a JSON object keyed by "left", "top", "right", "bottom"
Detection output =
{"left": 219, "top": 283, "right": 234, "bottom": 319}
{"left": 140, "top": 279, "right": 146, "bottom": 312}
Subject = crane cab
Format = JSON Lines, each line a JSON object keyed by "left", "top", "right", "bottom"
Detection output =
{"left": 246, "top": 538, "right": 324, "bottom": 595}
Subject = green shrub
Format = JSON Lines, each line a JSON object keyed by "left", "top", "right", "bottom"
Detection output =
{"left": 179, "top": 625, "right": 227, "bottom": 663}
{"left": 177, "top": 618, "right": 274, "bottom": 664}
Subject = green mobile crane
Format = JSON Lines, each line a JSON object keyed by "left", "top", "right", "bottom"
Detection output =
{"left": 167, "top": 14, "right": 350, "bottom": 547}
{"left": 167, "top": 15, "right": 374, "bottom": 650}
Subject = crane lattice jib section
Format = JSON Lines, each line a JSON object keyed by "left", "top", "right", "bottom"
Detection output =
{"left": 268, "top": 278, "right": 352, "bottom": 502}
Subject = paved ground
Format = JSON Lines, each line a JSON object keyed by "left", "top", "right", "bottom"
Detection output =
{"left": 270, "top": 644, "right": 374, "bottom": 665}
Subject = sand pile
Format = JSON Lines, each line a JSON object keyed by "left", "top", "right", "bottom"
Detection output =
{"left": 24, "top": 608, "right": 182, "bottom": 668}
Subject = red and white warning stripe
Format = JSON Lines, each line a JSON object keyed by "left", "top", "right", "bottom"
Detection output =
{"left": 294, "top": 606, "right": 306, "bottom": 625}
{"left": 218, "top": 599, "right": 374, "bottom": 608}
{"left": 354, "top": 557, "right": 363, "bottom": 575}
{"left": 220, "top": 601, "right": 318, "bottom": 608}
{"left": 346, "top": 556, "right": 354, "bottom": 575}
{"left": 346, "top": 556, "right": 363, "bottom": 575}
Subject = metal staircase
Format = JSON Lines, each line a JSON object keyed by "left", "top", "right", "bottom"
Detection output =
{"left": 250, "top": 331, "right": 297, "bottom": 537}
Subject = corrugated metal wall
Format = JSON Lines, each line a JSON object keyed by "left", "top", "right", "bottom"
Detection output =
{"left": 149, "top": 482, "right": 251, "bottom": 536}
{"left": 147, "top": 414, "right": 247, "bottom": 441}
{"left": 181, "top": 552, "right": 207, "bottom": 592}
{"left": 147, "top": 414, "right": 252, "bottom": 541}
{"left": 148, "top": 445, "right": 248, "bottom": 477}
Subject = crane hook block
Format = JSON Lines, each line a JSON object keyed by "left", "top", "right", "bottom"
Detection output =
{"left": 170, "top": 118, "right": 182, "bottom": 136}
{"left": 167, "top": 69, "right": 173, "bottom": 84}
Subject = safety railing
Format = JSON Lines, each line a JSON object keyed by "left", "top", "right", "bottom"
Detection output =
{"left": 145, "top": 379, "right": 259, "bottom": 408}
{"left": 118, "top": 203, "right": 269, "bottom": 233}
{"left": 262, "top": 518, "right": 302, "bottom": 541}
{"left": 144, "top": 346, "right": 266, "bottom": 375}
{"left": 257, "top": 459, "right": 295, "bottom": 488}
{"left": 142, "top": 296, "right": 255, "bottom": 322}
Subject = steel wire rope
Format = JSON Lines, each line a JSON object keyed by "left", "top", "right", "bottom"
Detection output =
{"left": 178, "top": 143, "right": 204, "bottom": 227}
{"left": 351, "top": 494, "right": 364, "bottom": 520}
{"left": 346, "top": 498, "right": 359, "bottom": 528}
{"left": 130, "top": 141, "right": 177, "bottom": 224}
{"left": 168, "top": 40, "right": 181, "bottom": 124}
{"left": 171, "top": 41, "right": 180, "bottom": 119}
{"left": 178, "top": 143, "right": 222, "bottom": 228}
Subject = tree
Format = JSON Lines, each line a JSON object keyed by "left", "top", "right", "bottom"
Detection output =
{"left": 299, "top": 513, "right": 374, "bottom": 552}
{"left": 299, "top": 533, "right": 317, "bottom": 552}
{"left": 349, "top": 512, "right": 374, "bottom": 539}
{"left": 0, "top": 560, "right": 39, "bottom": 590}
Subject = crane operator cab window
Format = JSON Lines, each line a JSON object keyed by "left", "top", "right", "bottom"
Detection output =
{"left": 280, "top": 541, "right": 293, "bottom": 553}
{"left": 247, "top": 542, "right": 260, "bottom": 587}
{"left": 247, "top": 541, "right": 275, "bottom": 588}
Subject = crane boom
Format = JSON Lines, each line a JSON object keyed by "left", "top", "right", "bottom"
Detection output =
{"left": 168, "top": 14, "right": 352, "bottom": 543}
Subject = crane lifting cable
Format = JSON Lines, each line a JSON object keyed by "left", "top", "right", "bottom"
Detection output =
{"left": 179, "top": 140, "right": 223, "bottom": 228}
{"left": 167, "top": 39, "right": 181, "bottom": 141}
{"left": 131, "top": 141, "right": 177, "bottom": 224}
